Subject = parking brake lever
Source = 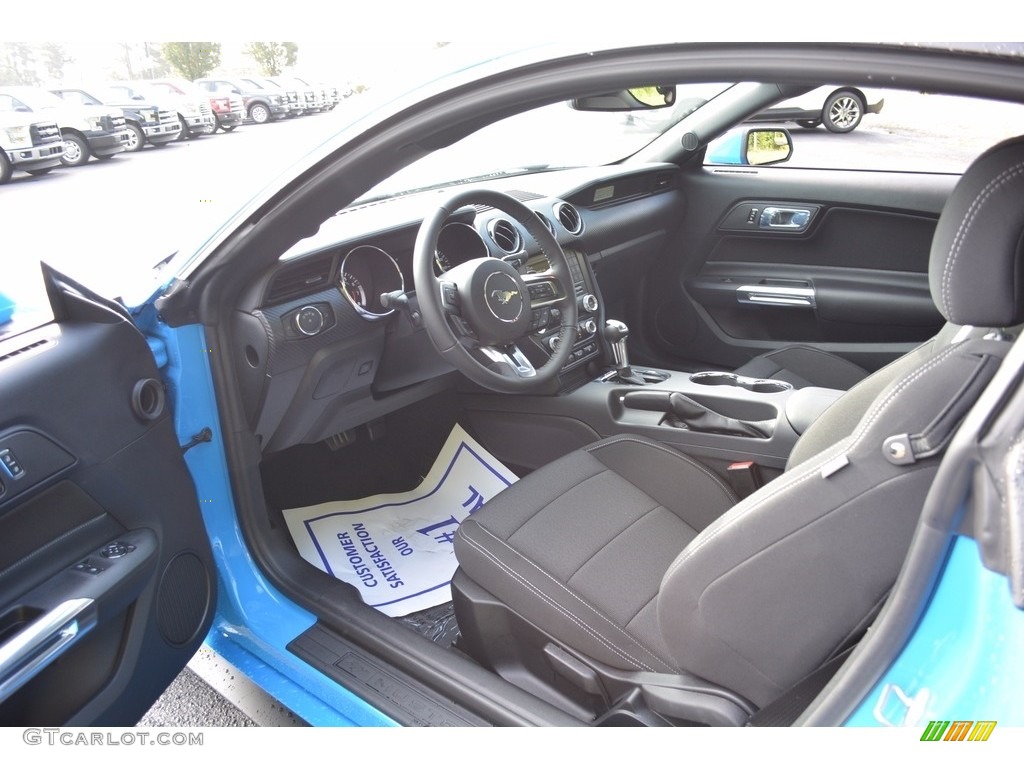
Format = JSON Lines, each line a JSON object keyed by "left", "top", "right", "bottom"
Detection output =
{"left": 621, "top": 391, "right": 771, "bottom": 438}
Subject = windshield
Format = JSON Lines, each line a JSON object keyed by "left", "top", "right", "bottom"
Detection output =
{"left": 356, "top": 83, "right": 732, "bottom": 203}
{"left": 4, "top": 41, "right": 1024, "bottom": 349}
{"left": 4, "top": 88, "right": 64, "bottom": 110}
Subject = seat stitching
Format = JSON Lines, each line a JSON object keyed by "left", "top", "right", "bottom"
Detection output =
{"left": 459, "top": 522, "right": 671, "bottom": 671}
{"left": 458, "top": 529, "right": 660, "bottom": 671}
{"left": 566, "top": 503, "right": 666, "bottom": 582}
{"left": 667, "top": 341, "right": 965, "bottom": 578}
{"left": 586, "top": 436, "right": 737, "bottom": 505}
{"left": 505, "top": 465, "right": 608, "bottom": 540}
{"left": 942, "top": 160, "right": 1024, "bottom": 321}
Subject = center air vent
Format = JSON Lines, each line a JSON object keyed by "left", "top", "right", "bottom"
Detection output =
{"left": 265, "top": 255, "right": 333, "bottom": 304}
{"left": 488, "top": 218, "right": 521, "bottom": 253}
{"left": 534, "top": 211, "right": 554, "bottom": 234}
{"left": 554, "top": 202, "right": 583, "bottom": 235}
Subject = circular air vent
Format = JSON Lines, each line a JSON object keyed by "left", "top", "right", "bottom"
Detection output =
{"left": 555, "top": 202, "right": 583, "bottom": 235}
{"left": 534, "top": 211, "right": 555, "bottom": 234}
{"left": 488, "top": 218, "right": 522, "bottom": 253}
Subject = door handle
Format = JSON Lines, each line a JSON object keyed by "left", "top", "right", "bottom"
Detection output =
{"left": 736, "top": 284, "right": 816, "bottom": 308}
{"left": 759, "top": 206, "right": 812, "bottom": 230}
{"left": 0, "top": 598, "right": 97, "bottom": 704}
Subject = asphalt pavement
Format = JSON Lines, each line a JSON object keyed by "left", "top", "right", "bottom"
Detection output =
{"left": 138, "top": 645, "right": 306, "bottom": 727}
{"left": 139, "top": 667, "right": 258, "bottom": 727}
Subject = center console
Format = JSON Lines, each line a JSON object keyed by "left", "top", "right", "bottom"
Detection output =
{"left": 464, "top": 317, "right": 844, "bottom": 482}
{"left": 521, "top": 246, "right": 604, "bottom": 383}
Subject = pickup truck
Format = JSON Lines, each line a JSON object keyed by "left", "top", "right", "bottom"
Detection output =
{"left": 109, "top": 81, "right": 215, "bottom": 140}
{"left": 265, "top": 76, "right": 326, "bottom": 115}
{"left": 50, "top": 87, "right": 181, "bottom": 151}
{"left": 146, "top": 78, "right": 245, "bottom": 133}
{"left": 0, "top": 112, "right": 64, "bottom": 183}
{"left": 194, "top": 78, "right": 289, "bottom": 124}
{"left": 0, "top": 85, "right": 127, "bottom": 167}
{"left": 240, "top": 76, "right": 302, "bottom": 117}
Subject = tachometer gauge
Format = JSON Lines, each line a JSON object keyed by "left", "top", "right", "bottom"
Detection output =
{"left": 434, "top": 222, "right": 488, "bottom": 275}
{"left": 340, "top": 272, "right": 368, "bottom": 308}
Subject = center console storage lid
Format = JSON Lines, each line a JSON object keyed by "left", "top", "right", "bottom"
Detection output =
{"left": 784, "top": 387, "right": 845, "bottom": 435}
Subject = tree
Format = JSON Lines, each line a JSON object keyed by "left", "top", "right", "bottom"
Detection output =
{"left": 244, "top": 42, "right": 298, "bottom": 77}
{"left": 161, "top": 42, "right": 222, "bottom": 81}
{"left": 0, "top": 43, "right": 38, "bottom": 86}
{"left": 38, "top": 43, "right": 72, "bottom": 83}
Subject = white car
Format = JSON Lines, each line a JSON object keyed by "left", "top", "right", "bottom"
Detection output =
{"left": 749, "top": 85, "right": 885, "bottom": 133}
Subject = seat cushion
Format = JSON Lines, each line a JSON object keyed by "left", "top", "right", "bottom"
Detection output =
{"left": 733, "top": 344, "right": 870, "bottom": 390}
{"left": 454, "top": 434, "right": 737, "bottom": 674}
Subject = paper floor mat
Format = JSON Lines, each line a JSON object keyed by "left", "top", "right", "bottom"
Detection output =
{"left": 282, "top": 424, "right": 518, "bottom": 618}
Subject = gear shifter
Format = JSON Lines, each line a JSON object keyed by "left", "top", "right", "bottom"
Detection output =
{"left": 603, "top": 319, "right": 646, "bottom": 385}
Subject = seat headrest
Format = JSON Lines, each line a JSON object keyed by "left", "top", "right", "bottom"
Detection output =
{"left": 929, "top": 134, "right": 1024, "bottom": 327}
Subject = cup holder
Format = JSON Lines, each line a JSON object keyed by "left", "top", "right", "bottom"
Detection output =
{"left": 689, "top": 372, "right": 792, "bottom": 394}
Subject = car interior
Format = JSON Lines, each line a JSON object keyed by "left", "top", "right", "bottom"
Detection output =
{"left": 216, "top": 80, "right": 1022, "bottom": 724}
{"left": 4, "top": 45, "right": 1024, "bottom": 727}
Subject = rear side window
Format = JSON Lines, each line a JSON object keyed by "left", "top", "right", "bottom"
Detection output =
{"left": 711, "top": 89, "right": 1024, "bottom": 174}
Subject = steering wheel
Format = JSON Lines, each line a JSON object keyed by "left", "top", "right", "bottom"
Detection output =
{"left": 413, "top": 189, "right": 578, "bottom": 393}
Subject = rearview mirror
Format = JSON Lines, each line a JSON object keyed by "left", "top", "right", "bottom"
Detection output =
{"left": 705, "top": 128, "right": 793, "bottom": 166}
{"left": 570, "top": 85, "right": 677, "bottom": 111}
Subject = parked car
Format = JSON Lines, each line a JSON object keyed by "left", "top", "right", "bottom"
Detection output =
{"left": 748, "top": 85, "right": 885, "bottom": 133}
{"left": 265, "top": 76, "right": 327, "bottom": 114}
{"left": 50, "top": 87, "right": 180, "bottom": 151}
{"left": 0, "top": 85, "right": 127, "bottom": 167}
{"left": 195, "top": 77, "right": 289, "bottom": 124}
{"left": 3, "top": 43, "right": 1024, "bottom": 738}
{"left": 142, "top": 78, "right": 238, "bottom": 134}
{"left": 0, "top": 111, "right": 63, "bottom": 182}
{"left": 207, "top": 90, "right": 245, "bottom": 132}
{"left": 318, "top": 81, "right": 343, "bottom": 109}
{"left": 107, "top": 81, "right": 214, "bottom": 141}
{"left": 239, "top": 76, "right": 303, "bottom": 117}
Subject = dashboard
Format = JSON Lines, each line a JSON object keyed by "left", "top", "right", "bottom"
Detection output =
{"left": 230, "top": 164, "right": 683, "bottom": 453}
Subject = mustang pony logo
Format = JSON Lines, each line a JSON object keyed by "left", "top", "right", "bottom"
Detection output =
{"left": 490, "top": 288, "right": 519, "bottom": 305}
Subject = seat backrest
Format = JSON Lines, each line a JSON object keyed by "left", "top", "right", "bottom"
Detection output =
{"left": 657, "top": 134, "right": 1024, "bottom": 708}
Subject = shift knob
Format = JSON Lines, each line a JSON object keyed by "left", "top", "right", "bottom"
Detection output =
{"left": 603, "top": 319, "right": 631, "bottom": 371}
{"left": 603, "top": 319, "right": 629, "bottom": 345}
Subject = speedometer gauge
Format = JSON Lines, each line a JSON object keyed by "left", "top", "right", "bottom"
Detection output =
{"left": 338, "top": 245, "right": 404, "bottom": 319}
{"left": 340, "top": 272, "right": 368, "bottom": 309}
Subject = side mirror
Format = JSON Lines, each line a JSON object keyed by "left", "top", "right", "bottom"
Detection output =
{"left": 705, "top": 128, "right": 793, "bottom": 166}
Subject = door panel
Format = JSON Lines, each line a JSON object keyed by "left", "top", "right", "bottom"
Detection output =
{"left": 638, "top": 166, "right": 958, "bottom": 374}
{"left": 0, "top": 273, "right": 215, "bottom": 725}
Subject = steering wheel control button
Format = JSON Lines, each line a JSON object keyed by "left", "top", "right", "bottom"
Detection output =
{"left": 441, "top": 281, "right": 460, "bottom": 312}
{"left": 528, "top": 282, "right": 555, "bottom": 301}
{"left": 293, "top": 305, "right": 325, "bottom": 336}
{"left": 484, "top": 272, "right": 525, "bottom": 323}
